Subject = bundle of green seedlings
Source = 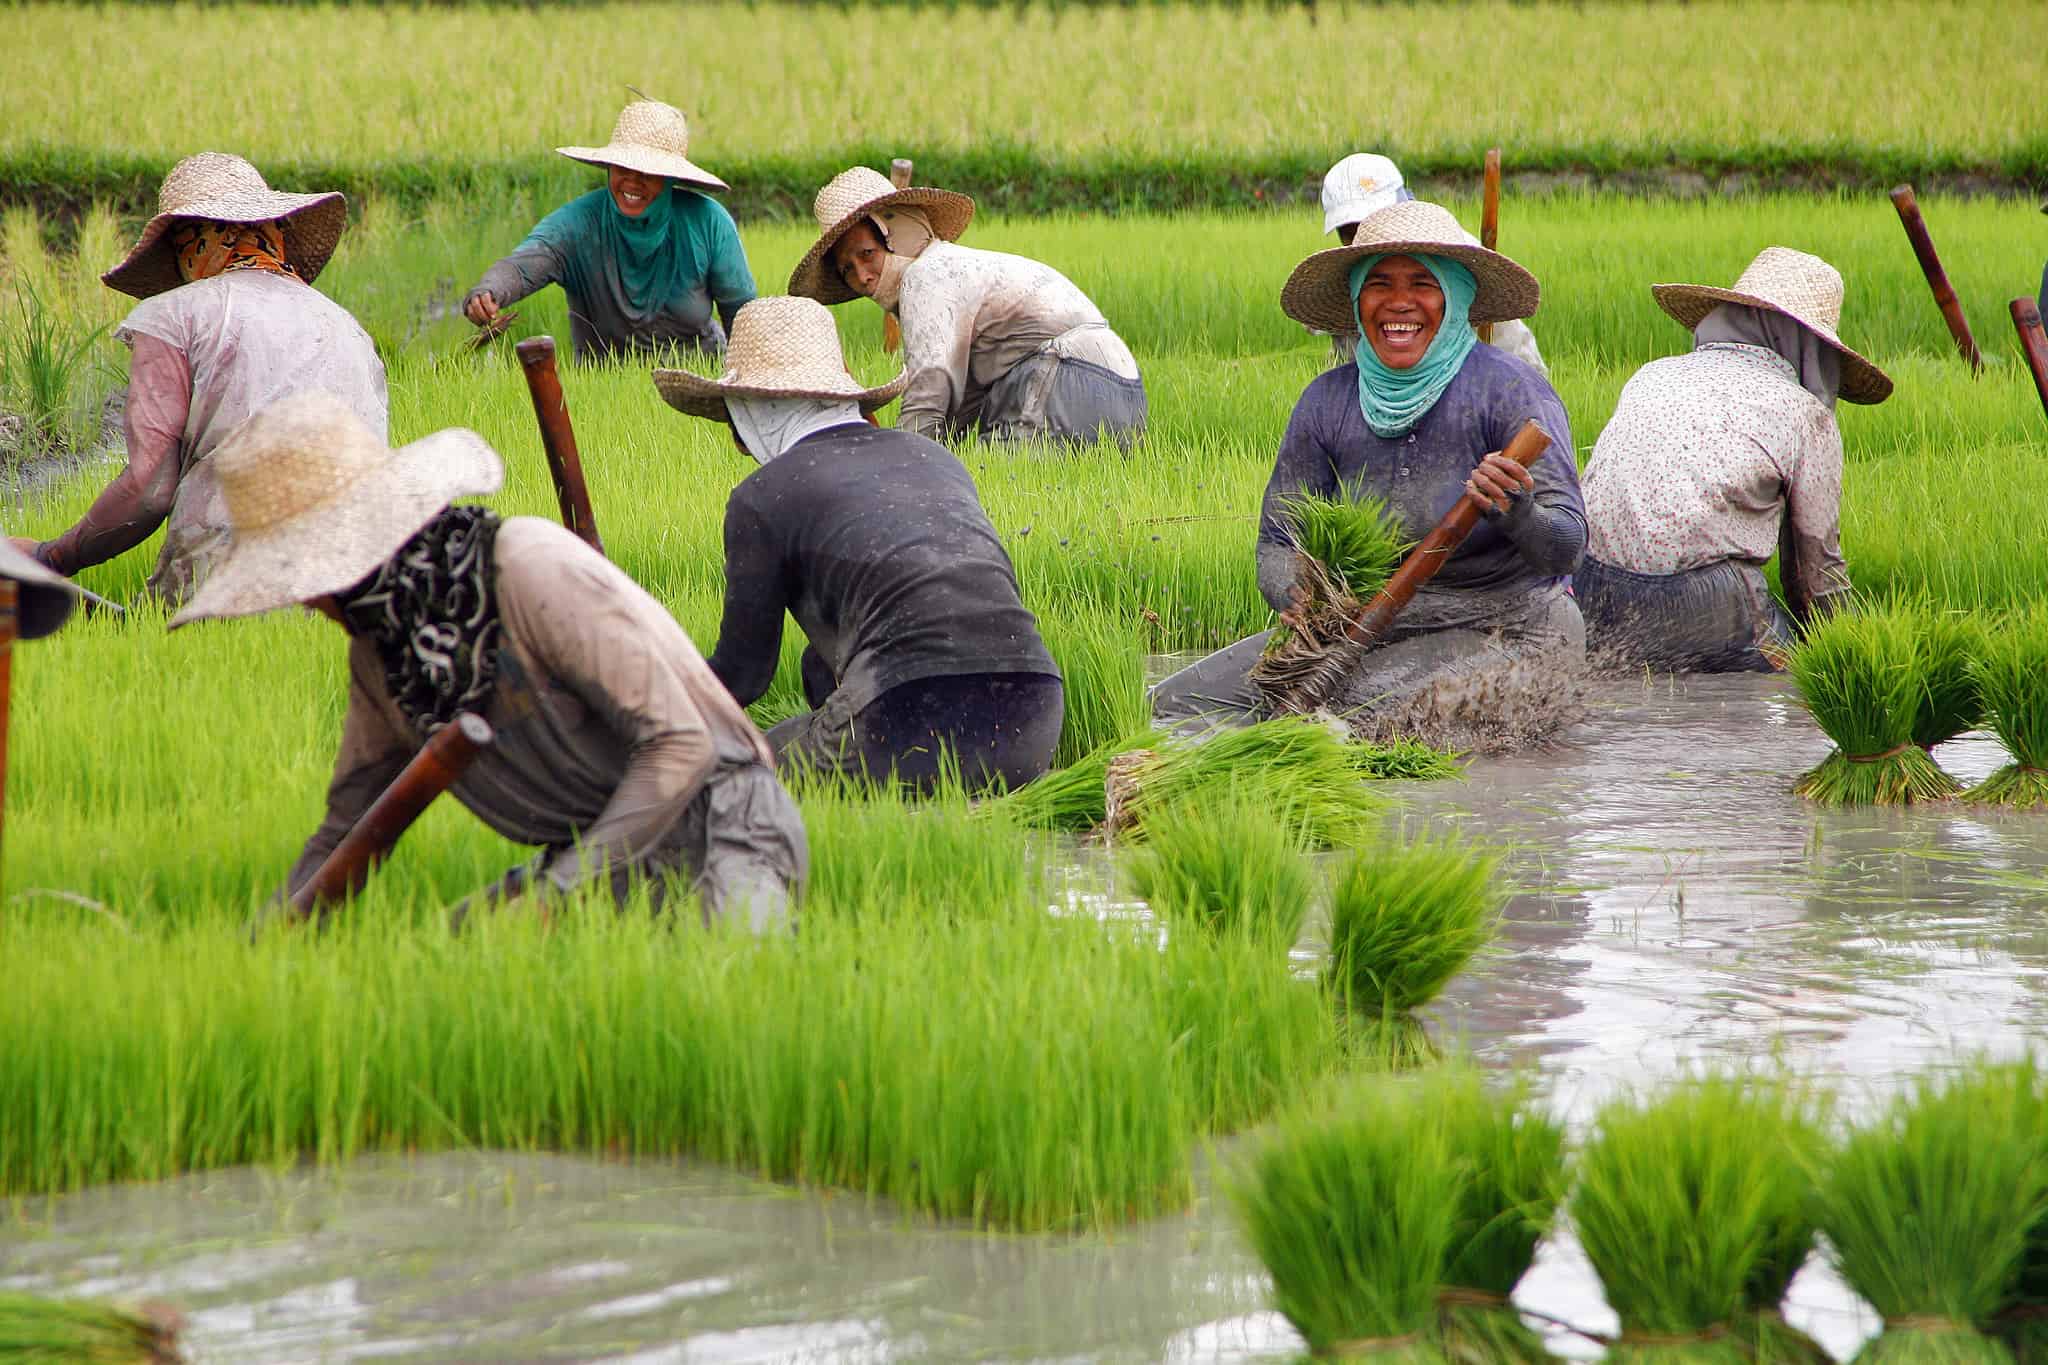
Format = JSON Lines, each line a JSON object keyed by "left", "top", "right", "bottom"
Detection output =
{"left": 1814, "top": 1058, "right": 2048, "bottom": 1362}
{"left": 1570, "top": 1074, "right": 1830, "bottom": 1364}
{"left": 1426, "top": 1069, "right": 1567, "bottom": 1365}
{"left": 1249, "top": 491, "right": 1412, "bottom": 706}
{"left": 1122, "top": 792, "right": 1315, "bottom": 944}
{"left": 1320, "top": 831, "right": 1502, "bottom": 1065}
{"left": 0, "top": 1292, "right": 182, "bottom": 1363}
{"left": 1789, "top": 599, "right": 1968, "bottom": 805}
{"left": 1995, "top": 1193, "right": 2048, "bottom": 1365}
{"left": 1964, "top": 603, "right": 2048, "bottom": 810}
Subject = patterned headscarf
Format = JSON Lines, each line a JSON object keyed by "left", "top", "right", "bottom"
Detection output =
{"left": 337, "top": 506, "right": 503, "bottom": 735}
{"left": 170, "top": 219, "right": 299, "bottom": 285}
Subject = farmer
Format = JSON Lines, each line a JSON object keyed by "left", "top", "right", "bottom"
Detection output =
{"left": 787, "top": 166, "right": 1146, "bottom": 450}
{"left": 7, "top": 153, "right": 386, "bottom": 606}
{"left": 1316, "top": 153, "right": 1546, "bottom": 376}
{"left": 170, "top": 391, "right": 805, "bottom": 931}
{"left": 1576, "top": 247, "right": 1893, "bottom": 672}
{"left": 1150, "top": 201, "right": 1584, "bottom": 748}
{"left": 463, "top": 100, "right": 756, "bottom": 360}
{"left": 0, "top": 539, "right": 78, "bottom": 640}
{"left": 653, "top": 296, "right": 1064, "bottom": 792}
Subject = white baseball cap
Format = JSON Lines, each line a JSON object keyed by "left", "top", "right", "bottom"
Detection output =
{"left": 1320, "top": 153, "right": 1413, "bottom": 235}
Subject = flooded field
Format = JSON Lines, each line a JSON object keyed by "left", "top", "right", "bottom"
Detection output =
{"left": 6, "top": 674, "right": 2045, "bottom": 1362}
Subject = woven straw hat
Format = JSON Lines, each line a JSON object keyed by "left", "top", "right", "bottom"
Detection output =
{"left": 557, "top": 100, "right": 728, "bottom": 193}
{"left": 168, "top": 392, "right": 503, "bottom": 630}
{"left": 1281, "top": 200, "right": 1540, "bottom": 334}
{"left": 0, "top": 539, "right": 78, "bottom": 641}
{"left": 1321, "top": 152, "right": 1412, "bottom": 236}
{"left": 1652, "top": 247, "right": 1893, "bottom": 404}
{"left": 787, "top": 166, "right": 975, "bottom": 305}
{"left": 101, "top": 153, "right": 347, "bottom": 301}
{"left": 651, "top": 296, "right": 907, "bottom": 422}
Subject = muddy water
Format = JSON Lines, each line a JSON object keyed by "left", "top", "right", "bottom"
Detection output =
{"left": 7, "top": 675, "right": 2047, "bottom": 1362}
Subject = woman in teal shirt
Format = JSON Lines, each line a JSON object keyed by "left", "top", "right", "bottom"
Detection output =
{"left": 465, "top": 100, "right": 757, "bottom": 360}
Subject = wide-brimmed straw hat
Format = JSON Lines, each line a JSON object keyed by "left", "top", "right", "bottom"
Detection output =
{"left": 651, "top": 296, "right": 907, "bottom": 422}
{"left": 1281, "top": 199, "right": 1540, "bottom": 335}
{"left": 1652, "top": 247, "right": 1893, "bottom": 404}
{"left": 0, "top": 539, "right": 78, "bottom": 641}
{"left": 557, "top": 100, "right": 728, "bottom": 193}
{"left": 168, "top": 392, "right": 503, "bottom": 630}
{"left": 787, "top": 166, "right": 975, "bottom": 306}
{"left": 101, "top": 152, "right": 347, "bottom": 301}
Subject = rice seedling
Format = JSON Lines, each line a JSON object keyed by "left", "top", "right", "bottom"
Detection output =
{"left": 1252, "top": 491, "right": 1412, "bottom": 705}
{"left": 1227, "top": 1081, "right": 1460, "bottom": 1363}
{"left": 1570, "top": 1074, "right": 1829, "bottom": 1364}
{"left": 1321, "top": 833, "right": 1501, "bottom": 1064}
{"left": 1789, "top": 603, "right": 1959, "bottom": 806}
{"left": 1964, "top": 605, "right": 2048, "bottom": 810}
{"left": 1121, "top": 794, "right": 1314, "bottom": 944}
{"left": 1910, "top": 605, "right": 1988, "bottom": 751}
{"left": 1426, "top": 1069, "right": 1567, "bottom": 1365}
{"left": 1814, "top": 1058, "right": 2048, "bottom": 1363}
{"left": 0, "top": 1292, "right": 182, "bottom": 1363}
{"left": 796, "top": 775, "right": 1047, "bottom": 920}
{"left": 1035, "top": 605, "right": 1151, "bottom": 769}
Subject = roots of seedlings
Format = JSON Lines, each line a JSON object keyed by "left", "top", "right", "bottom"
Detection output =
{"left": 1849, "top": 1321, "right": 2018, "bottom": 1363}
{"left": 1603, "top": 1329, "right": 1752, "bottom": 1363}
{"left": 1343, "top": 1012, "right": 1440, "bottom": 1070}
{"left": 1964, "top": 765, "right": 2048, "bottom": 810}
{"left": 1793, "top": 745, "right": 1961, "bottom": 806}
{"left": 1433, "top": 1297, "right": 1553, "bottom": 1363}
{"left": 0, "top": 1292, "right": 184, "bottom": 1363}
{"left": 1738, "top": 1311, "right": 1834, "bottom": 1364}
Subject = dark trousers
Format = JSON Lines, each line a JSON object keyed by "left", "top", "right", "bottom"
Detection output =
{"left": 769, "top": 672, "right": 1066, "bottom": 794}
{"left": 1576, "top": 555, "right": 1793, "bottom": 673}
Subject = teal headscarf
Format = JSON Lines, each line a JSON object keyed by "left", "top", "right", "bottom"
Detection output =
{"left": 532, "top": 183, "right": 700, "bottom": 321}
{"left": 1347, "top": 253, "right": 1479, "bottom": 438}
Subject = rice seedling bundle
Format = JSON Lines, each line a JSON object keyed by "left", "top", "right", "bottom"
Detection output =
{"left": 1227, "top": 1083, "right": 1460, "bottom": 1363}
{"left": 1035, "top": 606, "right": 1151, "bottom": 768}
{"left": 1910, "top": 606, "right": 1988, "bottom": 751}
{"left": 1570, "top": 1075, "right": 1828, "bottom": 1364}
{"left": 1426, "top": 1070, "right": 1567, "bottom": 1365}
{"left": 1321, "top": 833, "right": 1501, "bottom": 1064}
{"left": 0, "top": 1292, "right": 182, "bottom": 1363}
{"left": 1789, "top": 603, "right": 1959, "bottom": 805}
{"left": 1122, "top": 794, "right": 1314, "bottom": 944}
{"left": 1814, "top": 1059, "right": 2048, "bottom": 1363}
{"left": 1964, "top": 604, "right": 2048, "bottom": 810}
{"left": 1250, "top": 492, "right": 1412, "bottom": 708}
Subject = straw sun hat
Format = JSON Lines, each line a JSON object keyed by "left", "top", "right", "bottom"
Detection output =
{"left": 787, "top": 166, "right": 975, "bottom": 306}
{"left": 1281, "top": 199, "right": 1540, "bottom": 335}
{"left": 101, "top": 152, "right": 347, "bottom": 301}
{"left": 1653, "top": 247, "right": 1893, "bottom": 404}
{"left": 168, "top": 392, "right": 503, "bottom": 629}
{"left": 557, "top": 100, "right": 728, "bottom": 193}
{"left": 651, "top": 296, "right": 908, "bottom": 423}
{"left": 0, "top": 539, "right": 78, "bottom": 641}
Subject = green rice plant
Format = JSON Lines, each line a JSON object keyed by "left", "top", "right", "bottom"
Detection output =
{"left": 1280, "top": 490, "right": 1411, "bottom": 602}
{"left": 1227, "top": 1082, "right": 1459, "bottom": 1363}
{"left": 1035, "top": 604, "right": 1150, "bottom": 769}
{"left": 1964, "top": 605, "right": 2048, "bottom": 810}
{"left": 1347, "top": 737, "right": 1464, "bottom": 782}
{"left": 1911, "top": 606, "right": 1988, "bottom": 750}
{"left": 0, "top": 276, "right": 110, "bottom": 458}
{"left": 1570, "top": 1074, "right": 1828, "bottom": 1364}
{"left": 798, "top": 776, "right": 1047, "bottom": 920}
{"left": 1321, "top": 833, "right": 1501, "bottom": 1064}
{"left": 0, "top": 1292, "right": 182, "bottom": 1362}
{"left": 1789, "top": 602, "right": 1959, "bottom": 805}
{"left": 1814, "top": 1059, "right": 2048, "bottom": 1363}
{"left": 1427, "top": 1069, "right": 1567, "bottom": 1365}
{"left": 1122, "top": 793, "right": 1314, "bottom": 944}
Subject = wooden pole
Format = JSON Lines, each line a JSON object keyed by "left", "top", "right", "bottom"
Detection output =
{"left": 1478, "top": 148, "right": 1501, "bottom": 345}
{"left": 1890, "top": 184, "right": 1983, "bottom": 372}
{"left": 2012, "top": 297, "right": 2048, "bottom": 425}
{"left": 0, "top": 580, "right": 14, "bottom": 892}
{"left": 514, "top": 336, "right": 606, "bottom": 556}
{"left": 881, "top": 157, "right": 913, "bottom": 354}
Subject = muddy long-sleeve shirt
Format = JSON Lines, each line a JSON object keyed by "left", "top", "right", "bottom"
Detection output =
{"left": 706, "top": 423, "right": 1058, "bottom": 714}
{"left": 1257, "top": 345, "right": 1584, "bottom": 620}
{"left": 895, "top": 241, "right": 1140, "bottom": 442}
{"left": 285, "top": 518, "right": 776, "bottom": 898}
{"left": 1581, "top": 343, "right": 1849, "bottom": 617}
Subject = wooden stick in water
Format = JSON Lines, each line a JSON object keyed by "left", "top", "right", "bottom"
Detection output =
{"left": 2012, "top": 297, "right": 2048, "bottom": 425}
{"left": 1890, "top": 184, "right": 1982, "bottom": 372}
{"left": 1478, "top": 147, "right": 1501, "bottom": 345}
{"left": 882, "top": 157, "right": 913, "bottom": 354}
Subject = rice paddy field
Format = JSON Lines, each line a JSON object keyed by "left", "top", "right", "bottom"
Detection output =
{"left": 8, "top": 1, "right": 2048, "bottom": 1359}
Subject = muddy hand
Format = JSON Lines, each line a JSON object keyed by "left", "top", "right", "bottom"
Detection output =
{"left": 464, "top": 291, "right": 500, "bottom": 327}
{"left": 7, "top": 535, "right": 44, "bottom": 562}
{"left": 1465, "top": 451, "right": 1535, "bottom": 514}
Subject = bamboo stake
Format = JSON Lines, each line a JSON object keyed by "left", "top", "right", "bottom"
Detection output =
{"left": 882, "top": 157, "right": 913, "bottom": 354}
{"left": 514, "top": 336, "right": 606, "bottom": 556}
{"left": 1478, "top": 148, "right": 1501, "bottom": 345}
{"left": 1890, "top": 184, "right": 1982, "bottom": 372}
{"left": 2012, "top": 297, "right": 2048, "bottom": 425}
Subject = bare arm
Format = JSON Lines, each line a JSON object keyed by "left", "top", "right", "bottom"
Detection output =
{"left": 34, "top": 336, "right": 189, "bottom": 575}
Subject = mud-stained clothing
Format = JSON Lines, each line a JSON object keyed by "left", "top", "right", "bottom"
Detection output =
{"left": 768, "top": 671, "right": 1066, "bottom": 793}
{"left": 33, "top": 271, "right": 386, "bottom": 604}
{"left": 466, "top": 188, "right": 755, "bottom": 361}
{"left": 894, "top": 240, "right": 1145, "bottom": 447}
{"left": 286, "top": 518, "right": 805, "bottom": 929}
{"left": 1331, "top": 317, "right": 1546, "bottom": 377}
{"left": 1576, "top": 556, "right": 1791, "bottom": 674}
{"left": 706, "top": 423, "right": 1062, "bottom": 791}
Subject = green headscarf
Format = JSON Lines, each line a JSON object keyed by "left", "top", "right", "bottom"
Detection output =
{"left": 1347, "top": 253, "right": 1479, "bottom": 438}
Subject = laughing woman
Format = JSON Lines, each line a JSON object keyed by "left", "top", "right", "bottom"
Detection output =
{"left": 463, "top": 100, "right": 756, "bottom": 360}
{"left": 1150, "top": 201, "right": 1585, "bottom": 749}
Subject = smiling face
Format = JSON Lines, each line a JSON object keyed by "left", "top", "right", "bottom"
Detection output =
{"left": 1355, "top": 253, "right": 1445, "bottom": 369}
{"left": 607, "top": 165, "right": 667, "bottom": 217}
{"left": 830, "top": 219, "right": 888, "bottom": 298}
